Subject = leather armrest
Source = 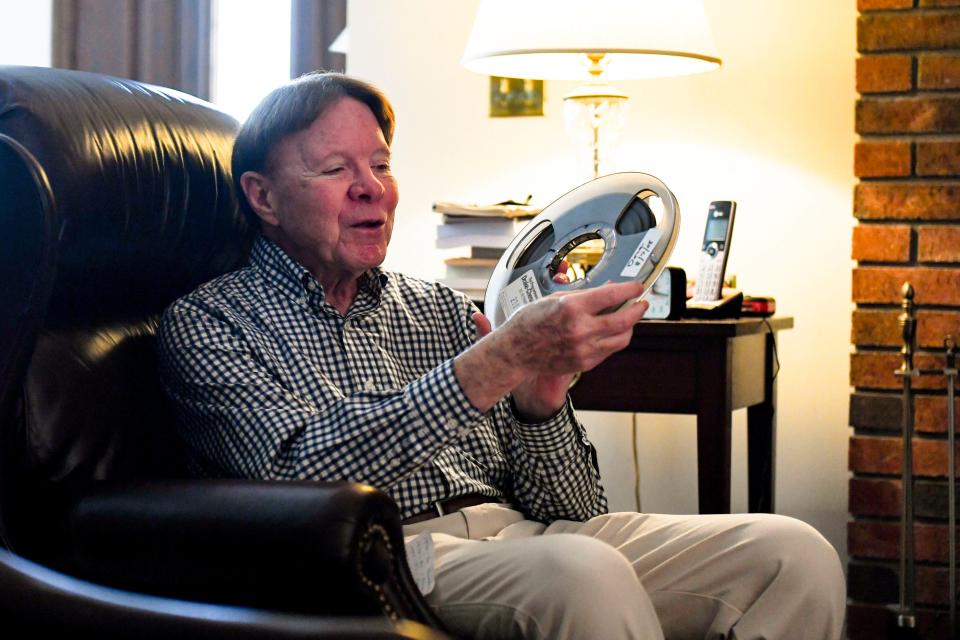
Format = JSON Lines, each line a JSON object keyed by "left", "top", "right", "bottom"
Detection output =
{"left": 64, "top": 479, "right": 439, "bottom": 626}
{"left": 3, "top": 546, "right": 446, "bottom": 639}
{"left": 0, "top": 549, "right": 446, "bottom": 640}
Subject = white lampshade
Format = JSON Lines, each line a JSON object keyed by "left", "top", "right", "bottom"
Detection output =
{"left": 462, "top": 0, "right": 721, "bottom": 81}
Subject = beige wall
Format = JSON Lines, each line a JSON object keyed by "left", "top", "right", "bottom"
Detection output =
{"left": 349, "top": 0, "right": 857, "bottom": 559}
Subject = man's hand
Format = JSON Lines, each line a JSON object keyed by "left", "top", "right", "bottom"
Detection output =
{"left": 494, "top": 279, "right": 648, "bottom": 376}
{"left": 454, "top": 279, "right": 649, "bottom": 420}
{"left": 471, "top": 311, "right": 575, "bottom": 422}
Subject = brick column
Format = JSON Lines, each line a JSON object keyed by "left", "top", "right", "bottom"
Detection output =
{"left": 848, "top": 1, "right": 960, "bottom": 638}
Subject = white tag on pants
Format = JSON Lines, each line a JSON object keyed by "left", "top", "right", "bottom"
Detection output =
{"left": 404, "top": 530, "right": 436, "bottom": 595}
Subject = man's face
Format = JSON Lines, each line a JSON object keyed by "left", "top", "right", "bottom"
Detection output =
{"left": 253, "top": 97, "right": 398, "bottom": 280}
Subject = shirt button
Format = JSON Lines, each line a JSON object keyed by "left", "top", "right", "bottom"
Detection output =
{"left": 306, "top": 281, "right": 318, "bottom": 292}
{"left": 444, "top": 417, "right": 458, "bottom": 429}
{"left": 364, "top": 378, "right": 377, "bottom": 392}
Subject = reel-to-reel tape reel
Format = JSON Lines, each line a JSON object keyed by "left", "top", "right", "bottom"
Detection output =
{"left": 485, "top": 172, "right": 682, "bottom": 329}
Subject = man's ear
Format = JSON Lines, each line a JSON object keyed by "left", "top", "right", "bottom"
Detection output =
{"left": 239, "top": 171, "right": 280, "bottom": 227}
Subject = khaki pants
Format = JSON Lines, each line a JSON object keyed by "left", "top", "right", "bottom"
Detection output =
{"left": 404, "top": 505, "right": 845, "bottom": 640}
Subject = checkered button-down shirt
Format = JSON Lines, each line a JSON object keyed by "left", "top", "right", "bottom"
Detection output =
{"left": 158, "top": 236, "right": 607, "bottom": 522}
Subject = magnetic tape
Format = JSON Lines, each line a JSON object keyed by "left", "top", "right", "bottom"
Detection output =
{"left": 485, "top": 172, "right": 681, "bottom": 329}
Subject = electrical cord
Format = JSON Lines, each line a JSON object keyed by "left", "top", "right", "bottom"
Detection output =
{"left": 631, "top": 413, "right": 641, "bottom": 512}
{"left": 761, "top": 316, "right": 781, "bottom": 382}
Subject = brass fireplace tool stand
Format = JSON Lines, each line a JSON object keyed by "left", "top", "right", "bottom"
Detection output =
{"left": 895, "top": 283, "right": 956, "bottom": 637}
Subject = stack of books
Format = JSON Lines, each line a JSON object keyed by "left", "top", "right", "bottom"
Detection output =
{"left": 433, "top": 199, "right": 539, "bottom": 301}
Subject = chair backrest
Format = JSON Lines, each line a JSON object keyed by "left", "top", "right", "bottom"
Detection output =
{"left": 0, "top": 66, "right": 255, "bottom": 560}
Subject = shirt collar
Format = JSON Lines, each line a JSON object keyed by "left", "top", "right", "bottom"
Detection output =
{"left": 248, "top": 235, "right": 389, "bottom": 306}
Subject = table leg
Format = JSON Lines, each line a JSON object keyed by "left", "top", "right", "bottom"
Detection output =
{"left": 696, "top": 345, "right": 732, "bottom": 514}
{"left": 747, "top": 330, "right": 778, "bottom": 513}
{"left": 696, "top": 411, "right": 732, "bottom": 513}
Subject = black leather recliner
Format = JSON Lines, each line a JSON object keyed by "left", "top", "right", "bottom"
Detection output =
{"left": 0, "top": 65, "right": 447, "bottom": 639}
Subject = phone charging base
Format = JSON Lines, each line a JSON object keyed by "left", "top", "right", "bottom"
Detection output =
{"left": 684, "top": 292, "right": 743, "bottom": 319}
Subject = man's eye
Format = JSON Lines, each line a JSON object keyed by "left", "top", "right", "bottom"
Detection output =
{"left": 322, "top": 167, "right": 344, "bottom": 175}
{"left": 374, "top": 163, "right": 391, "bottom": 172}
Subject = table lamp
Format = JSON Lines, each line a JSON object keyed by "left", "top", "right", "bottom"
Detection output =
{"left": 462, "top": 0, "right": 722, "bottom": 178}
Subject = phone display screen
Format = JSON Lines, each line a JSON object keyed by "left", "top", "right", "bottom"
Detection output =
{"left": 704, "top": 217, "right": 728, "bottom": 243}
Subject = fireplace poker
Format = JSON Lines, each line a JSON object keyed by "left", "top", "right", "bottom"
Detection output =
{"left": 896, "top": 283, "right": 917, "bottom": 630}
{"left": 945, "top": 336, "right": 956, "bottom": 637}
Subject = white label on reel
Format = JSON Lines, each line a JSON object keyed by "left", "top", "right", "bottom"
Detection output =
{"left": 498, "top": 270, "right": 543, "bottom": 320}
{"left": 620, "top": 228, "right": 663, "bottom": 278}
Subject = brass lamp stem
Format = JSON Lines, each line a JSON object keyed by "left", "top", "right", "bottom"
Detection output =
{"left": 587, "top": 52, "right": 608, "bottom": 78}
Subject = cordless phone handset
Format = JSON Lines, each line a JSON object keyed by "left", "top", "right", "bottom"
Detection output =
{"left": 692, "top": 200, "right": 736, "bottom": 303}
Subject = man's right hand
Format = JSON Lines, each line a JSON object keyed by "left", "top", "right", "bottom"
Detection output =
{"left": 453, "top": 280, "right": 649, "bottom": 416}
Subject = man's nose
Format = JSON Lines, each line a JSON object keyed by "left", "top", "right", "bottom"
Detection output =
{"left": 349, "top": 168, "right": 385, "bottom": 202}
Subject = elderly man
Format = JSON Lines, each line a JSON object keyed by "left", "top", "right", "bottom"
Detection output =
{"left": 159, "top": 72, "right": 845, "bottom": 640}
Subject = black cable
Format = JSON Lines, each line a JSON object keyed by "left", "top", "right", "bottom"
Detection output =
{"left": 631, "top": 413, "right": 641, "bottom": 512}
{"left": 761, "top": 316, "right": 781, "bottom": 382}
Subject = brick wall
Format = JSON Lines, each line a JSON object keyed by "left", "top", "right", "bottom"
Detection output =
{"left": 849, "top": 1, "right": 960, "bottom": 638}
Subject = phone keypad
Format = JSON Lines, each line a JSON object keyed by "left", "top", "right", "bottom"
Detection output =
{"left": 695, "top": 252, "right": 725, "bottom": 301}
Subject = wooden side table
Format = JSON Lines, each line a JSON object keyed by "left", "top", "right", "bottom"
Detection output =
{"left": 569, "top": 316, "right": 793, "bottom": 514}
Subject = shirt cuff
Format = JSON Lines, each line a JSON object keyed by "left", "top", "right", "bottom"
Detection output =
{"left": 405, "top": 358, "right": 487, "bottom": 440}
{"left": 510, "top": 396, "right": 582, "bottom": 455}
